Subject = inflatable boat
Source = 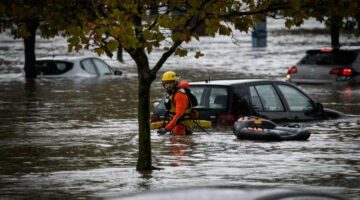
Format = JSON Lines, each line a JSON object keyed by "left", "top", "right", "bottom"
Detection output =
{"left": 233, "top": 116, "right": 311, "bottom": 141}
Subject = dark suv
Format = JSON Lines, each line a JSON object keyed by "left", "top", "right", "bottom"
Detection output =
{"left": 151, "top": 79, "right": 346, "bottom": 126}
{"left": 286, "top": 48, "right": 360, "bottom": 84}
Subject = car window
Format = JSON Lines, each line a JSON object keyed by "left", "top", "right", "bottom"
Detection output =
{"left": 253, "top": 85, "right": 284, "bottom": 112}
{"left": 278, "top": 84, "right": 314, "bottom": 112}
{"left": 300, "top": 50, "right": 358, "bottom": 65}
{"left": 92, "top": 58, "right": 113, "bottom": 76}
{"left": 232, "top": 86, "right": 254, "bottom": 115}
{"left": 249, "top": 86, "right": 264, "bottom": 111}
{"left": 208, "top": 87, "right": 228, "bottom": 109}
{"left": 189, "top": 86, "right": 206, "bottom": 108}
{"left": 81, "top": 59, "right": 97, "bottom": 75}
{"left": 36, "top": 61, "right": 73, "bottom": 75}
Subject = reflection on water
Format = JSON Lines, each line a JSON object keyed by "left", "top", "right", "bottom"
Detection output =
{"left": 298, "top": 84, "right": 360, "bottom": 115}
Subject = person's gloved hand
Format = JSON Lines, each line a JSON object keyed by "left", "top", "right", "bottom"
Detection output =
{"left": 157, "top": 128, "right": 167, "bottom": 135}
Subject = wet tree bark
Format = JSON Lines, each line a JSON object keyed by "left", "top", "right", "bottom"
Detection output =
{"left": 117, "top": 45, "right": 123, "bottom": 63}
{"left": 128, "top": 48, "right": 156, "bottom": 171}
{"left": 330, "top": 16, "right": 341, "bottom": 49}
{"left": 24, "top": 22, "right": 39, "bottom": 79}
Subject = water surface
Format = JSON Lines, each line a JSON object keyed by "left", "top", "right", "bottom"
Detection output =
{"left": 1, "top": 18, "right": 360, "bottom": 199}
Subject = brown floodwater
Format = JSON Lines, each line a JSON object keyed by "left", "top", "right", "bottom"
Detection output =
{"left": 0, "top": 74, "right": 359, "bottom": 199}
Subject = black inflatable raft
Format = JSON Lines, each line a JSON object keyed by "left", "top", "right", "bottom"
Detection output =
{"left": 233, "top": 116, "right": 311, "bottom": 141}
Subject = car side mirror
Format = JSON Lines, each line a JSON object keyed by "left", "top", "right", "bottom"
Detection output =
{"left": 114, "top": 70, "right": 122, "bottom": 75}
{"left": 153, "top": 102, "right": 160, "bottom": 110}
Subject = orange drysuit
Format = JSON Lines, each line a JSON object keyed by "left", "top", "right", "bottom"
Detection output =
{"left": 165, "top": 80, "right": 193, "bottom": 136}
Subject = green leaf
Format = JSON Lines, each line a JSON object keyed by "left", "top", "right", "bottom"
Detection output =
{"left": 106, "top": 40, "right": 119, "bottom": 52}
{"left": 146, "top": 45, "right": 153, "bottom": 54}
{"left": 218, "top": 25, "right": 231, "bottom": 35}
{"left": 67, "top": 36, "right": 80, "bottom": 48}
{"left": 175, "top": 48, "right": 188, "bottom": 57}
{"left": 194, "top": 51, "right": 204, "bottom": 59}
{"left": 205, "top": 19, "right": 220, "bottom": 37}
{"left": 234, "top": 16, "right": 252, "bottom": 32}
{"left": 143, "top": 30, "right": 153, "bottom": 40}
{"left": 171, "top": 32, "right": 186, "bottom": 42}
{"left": 95, "top": 48, "right": 104, "bottom": 55}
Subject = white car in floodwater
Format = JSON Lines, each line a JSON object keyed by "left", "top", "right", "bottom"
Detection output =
{"left": 35, "top": 56, "right": 122, "bottom": 77}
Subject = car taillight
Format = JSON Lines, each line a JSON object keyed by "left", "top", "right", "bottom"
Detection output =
{"left": 320, "top": 48, "right": 332, "bottom": 52}
{"left": 287, "top": 66, "right": 297, "bottom": 74}
{"left": 330, "top": 67, "right": 354, "bottom": 76}
{"left": 217, "top": 114, "right": 235, "bottom": 126}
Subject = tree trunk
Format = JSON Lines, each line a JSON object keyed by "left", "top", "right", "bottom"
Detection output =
{"left": 131, "top": 49, "right": 155, "bottom": 171}
{"left": 330, "top": 16, "right": 341, "bottom": 49}
{"left": 117, "top": 45, "right": 123, "bottom": 63}
{"left": 24, "top": 22, "right": 39, "bottom": 79}
{"left": 136, "top": 77, "right": 152, "bottom": 171}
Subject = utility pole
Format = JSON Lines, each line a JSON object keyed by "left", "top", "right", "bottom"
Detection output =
{"left": 252, "top": 17, "right": 267, "bottom": 47}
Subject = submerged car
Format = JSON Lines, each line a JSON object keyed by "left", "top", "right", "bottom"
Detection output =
{"left": 151, "top": 79, "right": 346, "bottom": 126}
{"left": 35, "top": 56, "right": 122, "bottom": 77}
{"left": 286, "top": 48, "right": 360, "bottom": 84}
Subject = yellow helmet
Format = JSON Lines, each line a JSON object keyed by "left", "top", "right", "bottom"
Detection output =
{"left": 161, "top": 71, "right": 179, "bottom": 82}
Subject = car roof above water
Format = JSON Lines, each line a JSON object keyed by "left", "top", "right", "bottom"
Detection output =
{"left": 36, "top": 56, "right": 97, "bottom": 62}
{"left": 189, "top": 79, "right": 283, "bottom": 86}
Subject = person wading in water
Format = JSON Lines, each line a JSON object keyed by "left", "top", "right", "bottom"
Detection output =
{"left": 157, "top": 71, "right": 197, "bottom": 136}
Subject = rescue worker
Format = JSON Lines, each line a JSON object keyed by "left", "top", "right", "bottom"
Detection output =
{"left": 157, "top": 71, "right": 194, "bottom": 136}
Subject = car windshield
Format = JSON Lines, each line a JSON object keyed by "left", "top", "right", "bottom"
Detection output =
{"left": 157, "top": 85, "right": 229, "bottom": 109}
{"left": 300, "top": 50, "right": 358, "bottom": 65}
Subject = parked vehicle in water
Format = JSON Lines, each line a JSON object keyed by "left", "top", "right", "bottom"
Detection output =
{"left": 151, "top": 79, "right": 346, "bottom": 127}
{"left": 35, "top": 56, "right": 122, "bottom": 77}
{"left": 286, "top": 48, "right": 360, "bottom": 84}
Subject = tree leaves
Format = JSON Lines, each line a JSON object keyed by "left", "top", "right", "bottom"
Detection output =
{"left": 106, "top": 40, "right": 119, "bottom": 52}
{"left": 1, "top": 0, "right": 359, "bottom": 59}
{"left": 218, "top": 24, "right": 232, "bottom": 35}
{"left": 175, "top": 48, "right": 188, "bottom": 57}
{"left": 195, "top": 51, "right": 204, "bottom": 58}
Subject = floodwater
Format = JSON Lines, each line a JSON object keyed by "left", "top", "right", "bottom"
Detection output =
{"left": 0, "top": 19, "right": 360, "bottom": 199}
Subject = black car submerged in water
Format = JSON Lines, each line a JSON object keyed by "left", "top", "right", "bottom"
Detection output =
{"left": 151, "top": 79, "right": 346, "bottom": 127}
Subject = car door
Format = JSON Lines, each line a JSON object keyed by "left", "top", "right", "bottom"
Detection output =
{"left": 81, "top": 58, "right": 98, "bottom": 75}
{"left": 275, "top": 83, "right": 318, "bottom": 121}
{"left": 248, "top": 83, "right": 291, "bottom": 122}
{"left": 191, "top": 85, "right": 230, "bottom": 125}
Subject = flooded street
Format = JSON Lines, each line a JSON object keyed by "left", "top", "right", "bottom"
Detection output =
{"left": 1, "top": 19, "right": 360, "bottom": 199}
